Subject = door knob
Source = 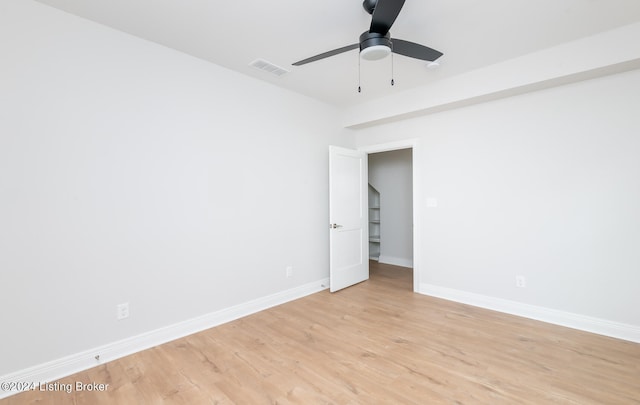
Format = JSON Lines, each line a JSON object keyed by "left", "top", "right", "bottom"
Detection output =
{"left": 330, "top": 223, "right": 343, "bottom": 229}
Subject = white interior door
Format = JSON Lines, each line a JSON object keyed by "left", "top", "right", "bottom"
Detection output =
{"left": 329, "top": 146, "right": 369, "bottom": 292}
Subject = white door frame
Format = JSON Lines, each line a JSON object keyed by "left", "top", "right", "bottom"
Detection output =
{"left": 358, "top": 139, "right": 421, "bottom": 292}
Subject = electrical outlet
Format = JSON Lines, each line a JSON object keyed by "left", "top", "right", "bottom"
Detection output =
{"left": 286, "top": 266, "right": 293, "bottom": 278}
{"left": 117, "top": 302, "right": 129, "bottom": 320}
{"left": 516, "top": 276, "right": 526, "bottom": 288}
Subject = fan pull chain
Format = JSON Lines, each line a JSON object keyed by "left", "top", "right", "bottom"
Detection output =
{"left": 358, "top": 53, "right": 362, "bottom": 93}
{"left": 391, "top": 52, "right": 395, "bottom": 86}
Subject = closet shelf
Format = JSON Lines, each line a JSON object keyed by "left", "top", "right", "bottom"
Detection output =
{"left": 369, "top": 184, "right": 381, "bottom": 261}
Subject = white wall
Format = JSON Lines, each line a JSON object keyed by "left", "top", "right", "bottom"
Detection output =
{"left": 0, "top": 0, "right": 351, "bottom": 377}
{"left": 355, "top": 69, "right": 640, "bottom": 332}
{"left": 368, "top": 150, "right": 413, "bottom": 268}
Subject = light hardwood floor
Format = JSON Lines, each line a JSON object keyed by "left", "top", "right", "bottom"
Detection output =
{"left": 4, "top": 261, "right": 640, "bottom": 404}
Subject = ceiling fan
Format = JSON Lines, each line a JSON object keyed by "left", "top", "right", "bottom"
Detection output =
{"left": 292, "top": 0, "right": 443, "bottom": 66}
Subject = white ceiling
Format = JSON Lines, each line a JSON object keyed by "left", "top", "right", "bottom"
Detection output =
{"left": 35, "top": 0, "right": 640, "bottom": 107}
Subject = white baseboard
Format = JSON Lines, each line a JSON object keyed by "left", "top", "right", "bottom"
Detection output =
{"left": 378, "top": 255, "right": 413, "bottom": 268}
{"left": 419, "top": 283, "right": 640, "bottom": 344}
{"left": 0, "top": 278, "right": 329, "bottom": 400}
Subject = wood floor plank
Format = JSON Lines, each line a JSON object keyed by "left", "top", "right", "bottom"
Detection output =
{"left": 3, "top": 261, "right": 640, "bottom": 404}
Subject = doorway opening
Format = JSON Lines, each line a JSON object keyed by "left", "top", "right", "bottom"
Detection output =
{"left": 366, "top": 146, "right": 414, "bottom": 291}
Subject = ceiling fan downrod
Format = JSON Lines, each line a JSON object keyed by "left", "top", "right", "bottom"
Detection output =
{"left": 362, "top": 0, "right": 377, "bottom": 15}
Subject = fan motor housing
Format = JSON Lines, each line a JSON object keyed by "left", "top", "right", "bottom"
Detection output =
{"left": 359, "top": 31, "right": 391, "bottom": 51}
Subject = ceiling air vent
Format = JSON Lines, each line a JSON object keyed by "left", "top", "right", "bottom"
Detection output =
{"left": 249, "top": 59, "right": 289, "bottom": 77}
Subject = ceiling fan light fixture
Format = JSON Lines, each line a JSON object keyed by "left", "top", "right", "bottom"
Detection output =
{"left": 360, "top": 44, "right": 391, "bottom": 61}
{"left": 359, "top": 30, "right": 392, "bottom": 61}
